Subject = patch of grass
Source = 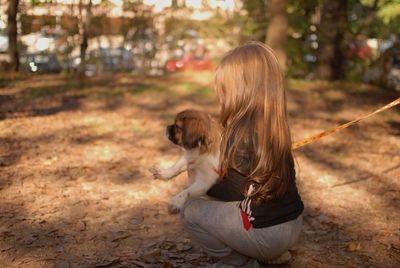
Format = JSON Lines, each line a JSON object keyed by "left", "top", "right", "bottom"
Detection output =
{"left": 89, "top": 88, "right": 124, "bottom": 99}
{"left": 194, "top": 86, "right": 213, "bottom": 96}
{"left": 182, "top": 82, "right": 198, "bottom": 92}
{"left": 128, "top": 82, "right": 169, "bottom": 95}
{"left": 288, "top": 79, "right": 379, "bottom": 93}
{"left": 91, "top": 123, "right": 115, "bottom": 135}
{"left": 160, "top": 114, "right": 176, "bottom": 122}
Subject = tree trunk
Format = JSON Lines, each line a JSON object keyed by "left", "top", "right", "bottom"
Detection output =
{"left": 7, "top": 0, "right": 19, "bottom": 72}
{"left": 316, "top": 0, "right": 347, "bottom": 80}
{"left": 266, "top": 0, "right": 288, "bottom": 72}
{"left": 78, "top": 0, "right": 92, "bottom": 78}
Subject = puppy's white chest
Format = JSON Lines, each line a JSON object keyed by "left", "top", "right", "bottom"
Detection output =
{"left": 183, "top": 150, "right": 219, "bottom": 187}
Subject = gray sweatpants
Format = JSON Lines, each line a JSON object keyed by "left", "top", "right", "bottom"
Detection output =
{"left": 180, "top": 197, "right": 303, "bottom": 264}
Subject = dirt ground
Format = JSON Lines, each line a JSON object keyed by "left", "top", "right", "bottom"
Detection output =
{"left": 0, "top": 71, "right": 399, "bottom": 268}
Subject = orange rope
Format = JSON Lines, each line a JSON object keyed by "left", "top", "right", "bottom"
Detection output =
{"left": 292, "top": 97, "right": 400, "bottom": 150}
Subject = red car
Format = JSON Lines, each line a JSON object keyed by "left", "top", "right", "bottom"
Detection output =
{"left": 165, "top": 52, "right": 213, "bottom": 72}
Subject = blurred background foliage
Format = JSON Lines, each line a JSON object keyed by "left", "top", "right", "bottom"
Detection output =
{"left": 0, "top": 0, "right": 400, "bottom": 90}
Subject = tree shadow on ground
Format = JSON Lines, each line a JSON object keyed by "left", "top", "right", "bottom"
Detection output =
{"left": 288, "top": 80, "right": 400, "bottom": 109}
{"left": 0, "top": 195, "right": 214, "bottom": 267}
{"left": 387, "top": 120, "right": 400, "bottom": 135}
{"left": 30, "top": 95, "right": 83, "bottom": 117}
{"left": 1, "top": 187, "right": 398, "bottom": 267}
{"left": 297, "top": 142, "right": 400, "bottom": 202}
{"left": 0, "top": 72, "right": 219, "bottom": 122}
{"left": 1, "top": 73, "right": 399, "bottom": 267}
{"left": 0, "top": 126, "right": 147, "bottom": 192}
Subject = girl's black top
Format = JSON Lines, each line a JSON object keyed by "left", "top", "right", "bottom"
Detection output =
{"left": 206, "top": 157, "right": 304, "bottom": 229}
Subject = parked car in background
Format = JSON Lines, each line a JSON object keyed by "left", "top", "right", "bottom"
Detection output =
{"left": 20, "top": 53, "right": 62, "bottom": 73}
{"left": 69, "top": 47, "right": 135, "bottom": 76}
{"left": 363, "top": 43, "right": 400, "bottom": 91}
{"left": 165, "top": 50, "right": 212, "bottom": 72}
{"left": 0, "top": 33, "right": 7, "bottom": 53}
{"left": 387, "top": 48, "right": 400, "bottom": 91}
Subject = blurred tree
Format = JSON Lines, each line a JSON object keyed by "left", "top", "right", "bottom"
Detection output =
{"left": 266, "top": 0, "right": 288, "bottom": 71}
{"left": 348, "top": 0, "right": 380, "bottom": 36}
{"left": 348, "top": 0, "right": 400, "bottom": 38}
{"left": 243, "top": 0, "right": 320, "bottom": 76}
{"left": 7, "top": 0, "right": 20, "bottom": 72}
{"left": 242, "top": 0, "right": 268, "bottom": 42}
{"left": 377, "top": 0, "right": 400, "bottom": 34}
{"left": 316, "top": 0, "right": 347, "bottom": 80}
{"left": 286, "top": 0, "right": 319, "bottom": 78}
{"left": 78, "top": 0, "right": 92, "bottom": 78}
{"left": 123, "top": 0, "right": 156, "bottom": 74}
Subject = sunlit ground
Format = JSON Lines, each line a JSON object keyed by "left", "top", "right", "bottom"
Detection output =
{"left": 0, "top": 71, "right": 399, "bottom": 267}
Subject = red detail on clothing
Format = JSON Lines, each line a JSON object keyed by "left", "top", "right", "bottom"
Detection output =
{"left": 240, "top": 209, "right": 252, "bottom": 231}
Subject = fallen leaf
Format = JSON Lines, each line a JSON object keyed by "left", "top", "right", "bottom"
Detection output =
{"left": 56, "top": 244, "right": 64, "bottom": 253}
{"left": 21, "top": 232, "right": 39, "bottom": 245}
{"left": 54, "top": 260, "right": 70, "bottom": 268}
{"left": 176, "top": 243, "right": 192, "bottom": 252}
{"left": 166, "top": 253, "right": 182, "bottom": 259}
{"left": 109, "top": 231, "right": 130, "bottom": 242}
{"left": 76, "top": 221, "right": 86, "bottom": 231}
{"left": 348, "top": 242, "right": 362, "bottom": 252}
{"left": 141, "top": 248, "right": 161, "bottom": 264}
{"left": 131, "top": 260, "right": 149, "bottom": 268}
{"left": 163, "top": 261, "right": 174, "bottom": 268}
{"left": 130, "top": 214, "right": 144, "bottom": 225}
{"left": 143, "top": 236, "right": 164, "bottom": 248}
{"left": 95, "top": 257, "right": 120, "bottom": 267}
{"left": 70, "top": 209, "right": 87, "bottom": 220}
{"left": 184, "top": 253, "right": 203, "bottom": 261}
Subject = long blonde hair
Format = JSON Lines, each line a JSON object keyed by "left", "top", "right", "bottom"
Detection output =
{"left": 214, "top": 41, "right": 294, "bottom": 204}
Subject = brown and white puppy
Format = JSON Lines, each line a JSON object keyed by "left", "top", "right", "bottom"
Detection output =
{"left": 149, "top": 109, "right": 221, "bottom": 213}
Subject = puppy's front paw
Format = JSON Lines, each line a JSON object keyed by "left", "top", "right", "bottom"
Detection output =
{"left": 148, "top": 166, "right": 161, "bottom": 179}
{"left": 168, "top": 192, "right": 188, "bottom": 214}
{"left": 148, "top": 167, "right": 170, "bottom": 180}
{"left": 168, "top": 203, "right": 180, "bottom": 214}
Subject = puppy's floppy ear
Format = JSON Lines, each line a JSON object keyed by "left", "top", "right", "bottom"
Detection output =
{"left": 182, "top": 117, "right": 208, "bottom": 150}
